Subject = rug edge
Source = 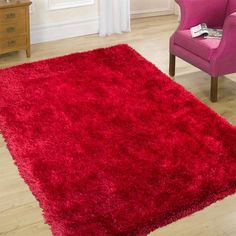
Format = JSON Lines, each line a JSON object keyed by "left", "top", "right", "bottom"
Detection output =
{"left": 134, "top": 186, "right": 236, "bottom": 235}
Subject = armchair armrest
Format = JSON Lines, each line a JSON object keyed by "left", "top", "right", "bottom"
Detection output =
{"left": 176, "top": 0, "right": 228, "bottom": 30}
{"left": 214, "top": 13, "right": 236, "bottom": 61}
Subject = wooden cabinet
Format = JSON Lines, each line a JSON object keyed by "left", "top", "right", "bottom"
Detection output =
{"left": 0, "top": 0, "right": 31, "bottom": 57}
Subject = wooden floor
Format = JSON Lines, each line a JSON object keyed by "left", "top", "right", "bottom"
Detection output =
{"left": 0, "top": 15, "right": 236, "bottom": 236}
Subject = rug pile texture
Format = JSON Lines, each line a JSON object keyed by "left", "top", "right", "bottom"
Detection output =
{"left": 0, "top": 45, "right": 235, "bottom": 236}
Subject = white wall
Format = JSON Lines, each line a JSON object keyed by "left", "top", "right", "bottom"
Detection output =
{"left": 30, "top": 0, "right": 99, "bottom": 44}
{"left": 30, "top": 0, "right": 175, "bottom": 44}
{"left": 131, "top": 0, "right": 174, "bottom": 18}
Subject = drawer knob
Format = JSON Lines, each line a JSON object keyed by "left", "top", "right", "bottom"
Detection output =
{"left": 6, "top": 27, "right": 15, "bottom": 33}
{"left": 6, "top": 13, "right": 16, "bottom": 19}
{"left": 7, "top": 40, "right": 16, "bottom": 46}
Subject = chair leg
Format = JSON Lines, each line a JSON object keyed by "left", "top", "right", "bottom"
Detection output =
{"left": 210, "top": 76, "right": 218, "bottom": 102}
{"left": 169, "top": 53, "right": 176, "bottom": 77}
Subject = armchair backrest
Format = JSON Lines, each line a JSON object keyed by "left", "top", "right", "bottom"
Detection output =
{"left": 226, "top": 0, "right": 236, "bottom": 16}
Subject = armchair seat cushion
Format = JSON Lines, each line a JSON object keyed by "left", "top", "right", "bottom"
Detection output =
{"left": 174, "top": 30, "right": 221, "bottom": 61}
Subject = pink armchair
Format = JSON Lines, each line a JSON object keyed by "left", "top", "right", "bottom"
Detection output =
{"left": 170, "top": 0, "right": 236, "bottom": 102}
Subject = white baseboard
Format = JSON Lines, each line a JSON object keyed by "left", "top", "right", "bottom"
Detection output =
{"left": 31, "top": 18, "right": 99, "bottom": 44}
{"left": 131, "top": 8, "right": 174, "bottom": 19}
{"left": 30, "top": 8, "right": 175, "bottom": 44}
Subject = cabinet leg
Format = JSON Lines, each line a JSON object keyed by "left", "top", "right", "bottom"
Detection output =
{"left": 26, "top": 48, "right": 31, "bottom": 58}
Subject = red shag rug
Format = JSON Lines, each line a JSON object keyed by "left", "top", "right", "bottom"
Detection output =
{"left": 0, "top": 45, "right": 236, "bottom": 236}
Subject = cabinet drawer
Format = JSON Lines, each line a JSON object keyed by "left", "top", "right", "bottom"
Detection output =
{"left": 0, "top": 22, "right": 26, "bottom": 37}
{"left": 0, "top": 35, "right": 27, "bottom": 53}
{"left": 0, "top": 7, "right": 26, "bottom": 24}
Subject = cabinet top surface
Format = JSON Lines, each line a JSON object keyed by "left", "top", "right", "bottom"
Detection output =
{"left": 0, "top": 0, "right": 31, "bottom": 8}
